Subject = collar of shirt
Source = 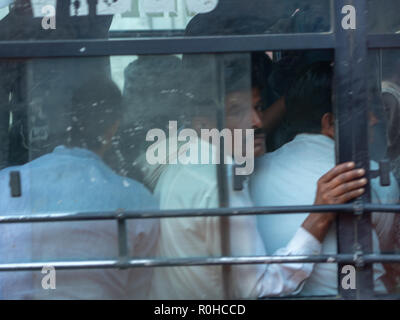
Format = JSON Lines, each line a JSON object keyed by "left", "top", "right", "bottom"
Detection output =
{"left": 52, "top": 145, "right": 103, "bottom": 162}
{"left": 292, "top": 133, "right": 335, "bottom": 149}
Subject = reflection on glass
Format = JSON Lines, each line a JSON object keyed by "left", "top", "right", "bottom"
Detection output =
{"left": 368, "top": 49, "right": 400, "bottom": 294}
{"left": 2, "top": 48, "right": 393, "bottom": 300}
{"left": 0, "top": 0, "right": 331, "bottom": 41}
{"left": 368, "top": 0, "right": 400, "bottom": 33}
{"left": 113, "top": 0, "right": 332, "bottom": 36}
{"left": 0, "top": 56, "right": 160, "bottom": 299}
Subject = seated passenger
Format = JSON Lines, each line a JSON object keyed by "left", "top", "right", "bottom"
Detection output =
{"left": 250, "top": 62, "right": 398, "bottom": 296}
{"left": 0, "top": 78, "right": 159, "bottom": 299}
{"left": 149, "top": 54, "right": 370, "bottom": 299}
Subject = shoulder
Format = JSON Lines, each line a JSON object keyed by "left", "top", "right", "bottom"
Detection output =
{"left": 252, "top": 146, "right": 288, "bottom": 182}
{"left": 160, "top": 162, "right": 217, "bottom": 190}
{"left": 155, "top": 163, "right": 219, "bottom": 210}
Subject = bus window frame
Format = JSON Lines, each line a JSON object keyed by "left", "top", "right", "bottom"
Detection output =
{"left": 1, "top": 0, "right": 400, "bottom": 300}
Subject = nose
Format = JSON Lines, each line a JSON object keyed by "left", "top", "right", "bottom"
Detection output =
{"left": 252, "top": 106, "right": 262, "bottom": 129}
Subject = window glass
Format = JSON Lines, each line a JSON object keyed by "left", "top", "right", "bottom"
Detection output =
{"left": 368, "top": 49, "right": 400, "bottom": 295}
{"left": 0, "top": 0, "right": 331, "bottom": 41}
{"left": 0, "top": 54, "right": 236, "bottom": 210}
{"left": 1, "top": 48, "right": 381, "bottom": 300}
{"left": 368, "top": 0, "right": 400, "bottom": 33}
{"left": 0, "top": 49, "right": 338, "bottom": 299}
{"left": 0, "top": 52, "right": 254, "bottom": 299}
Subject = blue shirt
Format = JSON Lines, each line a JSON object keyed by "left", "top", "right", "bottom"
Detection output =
{"left": 0, "top": 146, "right": 159, "bottom": 299}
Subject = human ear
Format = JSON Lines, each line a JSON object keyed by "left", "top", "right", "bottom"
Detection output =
{"left": 321, "top": 112, "right": 335, "bottom": 139}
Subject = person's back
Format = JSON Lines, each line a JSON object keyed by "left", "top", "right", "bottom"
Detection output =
{"left": 0, "top": 145, "right": 159, "bottom": 299}
{"left": 251, "top": 133, "right": 338, "bottom": 295}
{"left": 150, "top": 145, "right": 225, "bottom": 299}
{"left": 251, "top": 134, "right": 335, "bottom": 251}
{"left": 0, "top": 77, "right": 159, "bottom": 299}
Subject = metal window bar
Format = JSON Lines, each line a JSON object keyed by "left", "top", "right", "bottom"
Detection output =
{"left": 116, "top": 210, "right": 128, "bottom": 268}
{"left": 215, "top": 55, "right": 231, "bottom": 300}
{"left": 334, "top": 0, "right": 373, "bottom": 300}
{"left": 2, "top": 204, "right": 400, "bottom": 223}
{"left": 1, "top": 254, "right": 400, "bottom": 272}
{"left": 0, "top": 34, "right": 337, "bottom": 58}
{"left": 0, "top": 33, "right": 397, "bottom": 59}
{"left": 1, "top": 206, "right": 400, "bottom": 270}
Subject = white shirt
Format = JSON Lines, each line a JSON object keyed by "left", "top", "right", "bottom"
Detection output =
{"left": 250, "top": 134, "right": 397, "bottom": 296}
{"left": 0, "top": 146, "right": 159, "bottom": 299}
{"left": 150, "top": 137, "right": 322, "bottom": 299}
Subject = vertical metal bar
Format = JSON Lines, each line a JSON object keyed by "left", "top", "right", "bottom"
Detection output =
{"left": 334, "top": 0, "right": 373, "bottom": 299}
{"left": 88, "top": 0, "right": 98, "bottom": 17}
{"left": 329, "top": 0, "right": 336, "bottom": 33}
{"left": 216, "top": 54, "right": 231, "bottom": 299}
{"left": 116, "top": 211, "right": 128, "bottom": 268}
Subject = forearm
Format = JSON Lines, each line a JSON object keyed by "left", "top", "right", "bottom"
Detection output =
{"left": 301, "top": 213, "right": 335, "bottom": 243}
{"left": 229, "top": 216, "right": 321, "bottom": 298}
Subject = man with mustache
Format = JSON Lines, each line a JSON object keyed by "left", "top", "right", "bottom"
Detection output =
{"left": 149, "top": 53, "right": 369, "bottom": 299}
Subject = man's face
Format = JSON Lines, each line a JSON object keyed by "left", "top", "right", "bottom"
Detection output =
{"left": 225, "top": 88, "right": 265, "bottom": 158}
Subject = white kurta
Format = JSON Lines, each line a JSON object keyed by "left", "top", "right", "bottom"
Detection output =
{"left": 150, "top": 137, "right": 322, "bottom": 299}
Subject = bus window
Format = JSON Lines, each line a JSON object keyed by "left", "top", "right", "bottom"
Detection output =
{"left": 1, "top": 0, "right": 398, "bottom": 302}
{"left": 0, "top": 51, "right": 254, "bottom": 299}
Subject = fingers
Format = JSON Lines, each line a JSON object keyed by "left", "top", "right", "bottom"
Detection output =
{"left": 315, "top": 162, "right": 368, "bottom": 206}
{"left": 334, "top": 188, "right": 365, "bottom": 204}
{"left": 319, "top": 162, "right": 355, "bottom": 183}
{"left": 330, "top": 176, "right": 368, "bottom": 198}
{"left": 328, "top": 168, "right": 366, "bottom": 191}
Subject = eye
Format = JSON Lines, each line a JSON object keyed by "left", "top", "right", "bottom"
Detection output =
{"left": 254, "top": 104, "right": 264, "bottom": 112}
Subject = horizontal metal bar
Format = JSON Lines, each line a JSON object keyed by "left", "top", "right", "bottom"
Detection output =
{"left": 1, "top": 204, "right": 400, "bottom": 224}
{"left": 0, "top": 33, "right": 335, "bottom": 58}
{"left": 0, "top": 204, "right": 356, "bottom": 223}
{"left": 109, "top": 30, "right": 185, "bottom": 38}
{"left": 368, "top": 34, "right": 400, "bottom": 49}
{"left": 0, "top": 34, "right": 398, "bottom": 58}
{"left": 1, "top": 254, "right": 400, "bottom": 272}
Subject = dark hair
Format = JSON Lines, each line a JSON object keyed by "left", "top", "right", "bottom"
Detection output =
{"left": 221, "top": 53, "right": 273, "bottom": 98}
{"left": 223, "top": 54, "right": 252, "bottom": 95}
{"left": 285, "top": 61, "right": 333, "bottom": 137}
{"left": 68, "top": 77, "right": 122, "bottom": 152}
{"left": 251, "top": 52, "right": 279, "bottom": 108}
{"left": 184, "top": 7, "right": 275, "bottom": 104}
